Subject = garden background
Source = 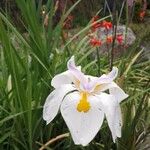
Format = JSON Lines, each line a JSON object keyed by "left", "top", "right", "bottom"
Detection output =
{"left": 0, "top": 0, "right": 150, "bottom": 149}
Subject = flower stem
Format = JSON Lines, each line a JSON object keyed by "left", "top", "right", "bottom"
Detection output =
{"left": 96, "top": 47, "right": 101, "bottom": 76}
{"left": 110, "top": 0, "right": 117, "bottom": 71}
{"left": 39, "top": 133, "right": 69, "bottom": 150}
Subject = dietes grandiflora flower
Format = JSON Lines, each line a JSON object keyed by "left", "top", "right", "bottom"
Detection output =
{"left": 43, "top": 56, "right": 128, "bottom": 146}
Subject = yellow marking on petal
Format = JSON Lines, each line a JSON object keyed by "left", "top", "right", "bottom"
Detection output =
{"left": 94, "top": 84, "right": 102, "bottom": 92}
{"left": 77, "top": 92, "right": 91, "bottom": 113}
{"left": 74, "top": 79, "right": 80, "bottom": 88}
{"left": 93, "top": 84, "right": 107, "bottom": 93}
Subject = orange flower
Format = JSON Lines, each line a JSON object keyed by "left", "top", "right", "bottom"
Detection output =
{"left": 139, "top": 11, "right": 146, "bottom": 21}
{"left": 102, "top": 21, "right": 112, "bottom": 30}
{"left": 106, "top": 36, "right": 113, "bottom": 44}
{"left": 92, "top": 16, "right": 99, "bottom": 22}
{"left": 90, "top": 38, "right": 102, "bottom": 47}
{"left": 116, "top": 34, "right": 123, "bottom": 44}
{"left": 91, "top": 17, "right": 112, "bottom": 31}
{"left": 63, "top": 15, "right": 74, "bottom": 29}
{"left": 91, "top": 16, "right": 102, "bottom": 32}
{"left": 92, "top": 23, "right": 102, "bottom": 31}
{"left": 67, "top": 15, "right": 74, "bottom": 21}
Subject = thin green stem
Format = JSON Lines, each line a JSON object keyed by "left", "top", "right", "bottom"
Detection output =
{"left": 110, "top": 0, "right": 117, "bottom": 71}
{"left": 96, "top": 47, "right": 101, "bottom": 76}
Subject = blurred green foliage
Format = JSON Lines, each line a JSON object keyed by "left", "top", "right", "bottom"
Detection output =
{"left": 0, "top": 0, "right": 150, "bottom": 150}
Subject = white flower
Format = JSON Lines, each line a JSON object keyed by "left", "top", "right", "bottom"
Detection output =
{"left": 43, "top": 56, "right": 128, "bottom": 146}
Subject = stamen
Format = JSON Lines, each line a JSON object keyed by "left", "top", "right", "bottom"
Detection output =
{"left": 77, "top": 92, "right": 91, "bottom": 112}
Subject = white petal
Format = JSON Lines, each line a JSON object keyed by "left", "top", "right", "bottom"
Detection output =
{"left": 92, "top": 83, "right": 110, "bottom": 94}
{"left": 51, "top": 56, "right": 82, "bottom": 89}
{"left": 43, "top": 84, "right": 76, "bottom": 125}
{"left": 67, "top": 56, "right": 87, "bottom": 88}
{"left": 109, "top": 82, "right": 129, "bottom": 103}
{"left": 60, "top": 92, "right": 104, "bottom": 146}
{"left": 97, "top": 67, "right": 118, "bottom": 84}
{"left": 51, "top": 71, "right": 72, "bottom": 88}
{"left": 95, "top": 93, "right": 122, "bottom": 142}
{"left": 92, "top": 82, "right": 128, "bottom": 103}
{"left": 88, "top": 67, "right": 118, "bottom": 91}
{"left": 85, "top": 75, "right": 98, "bottom": 82}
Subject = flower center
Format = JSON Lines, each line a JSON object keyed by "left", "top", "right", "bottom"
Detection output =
{"left": 77, "top": 92, "right": 91, "bottom": 113}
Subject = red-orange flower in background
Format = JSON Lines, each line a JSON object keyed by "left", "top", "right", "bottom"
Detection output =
{"left": 139, "top": 10, "right": 146, "bottom": 21}
{"left": 90, "top": 38, "right": 102, "bottom": 47}
{"left": 91, "top": 17, "right": 113, "bottom": 32}
{"left": 106, "top": 36, "right": 113, "bottom": 44}
{"left": 116, "top": 34, "right": 123, "bottom": 44}
{"left": 91, "top": 16, "right": 102, "bottom": 32}
{"left": 102, "top": 21, "right": 112, "bottom": 30}
{"left": 63, "top": 15, "right": 74, "bottom": 29}
{"left": 92, "top": 16, "right": 99, "bottom": 22}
